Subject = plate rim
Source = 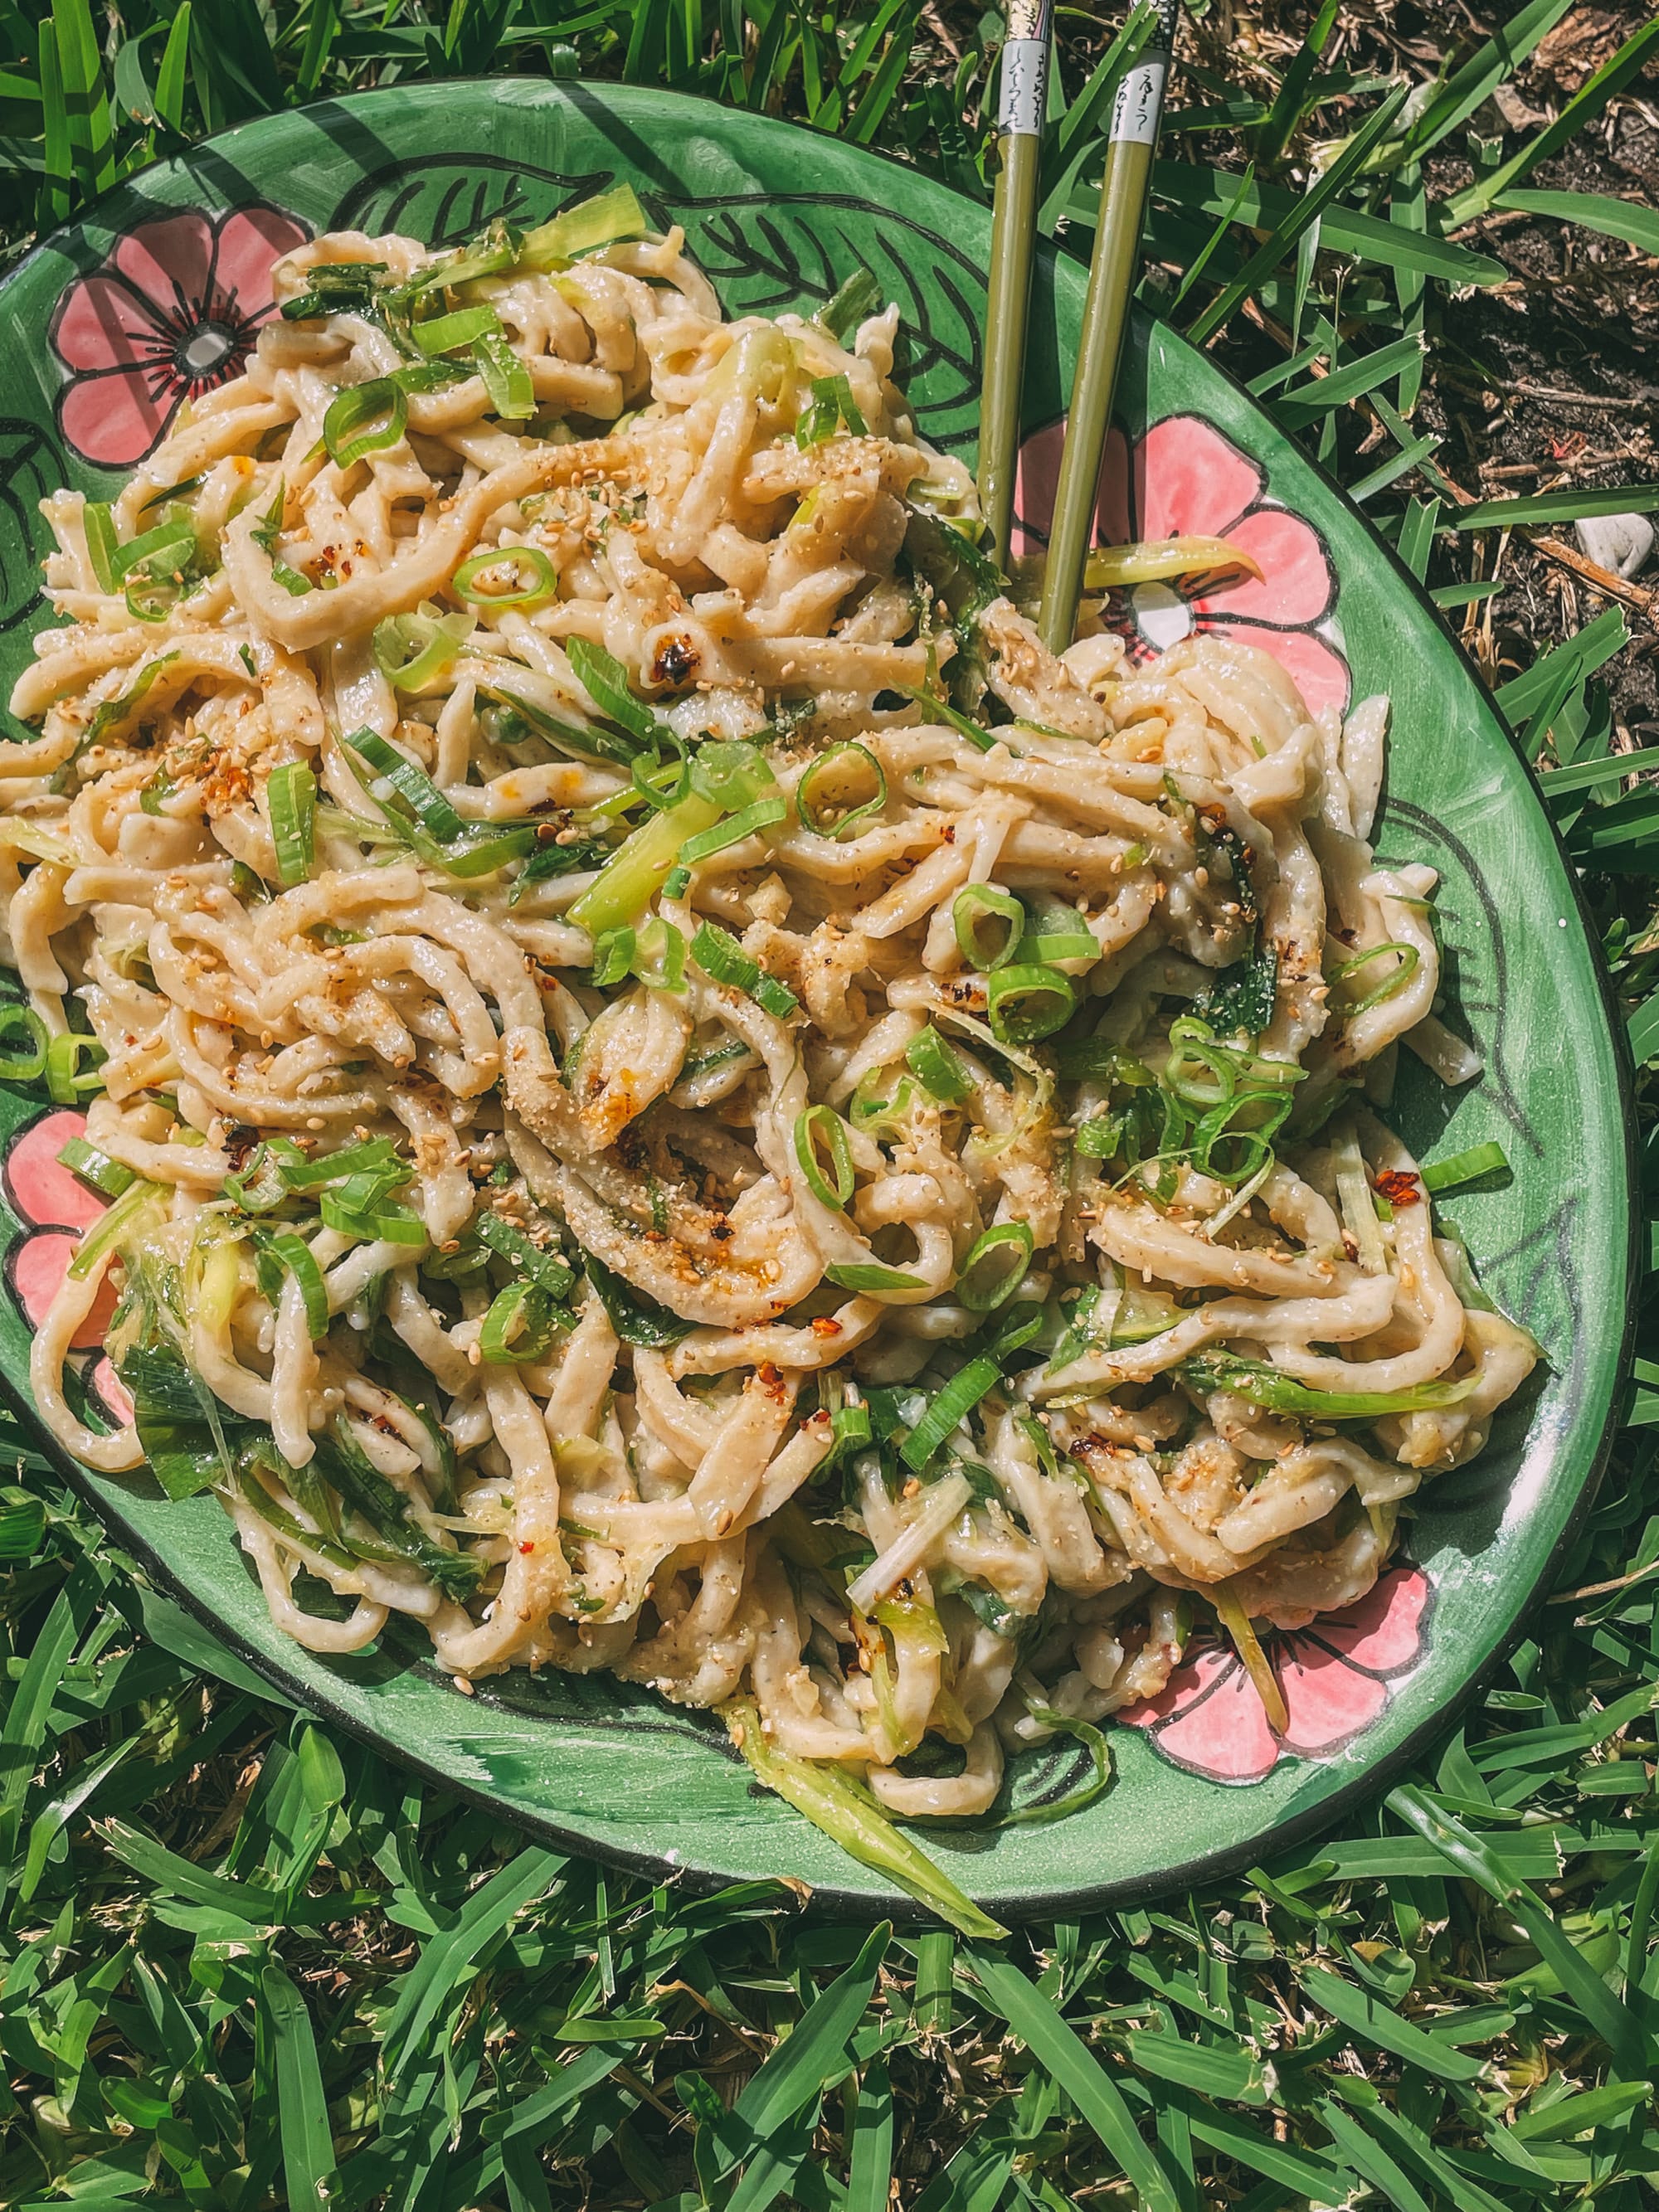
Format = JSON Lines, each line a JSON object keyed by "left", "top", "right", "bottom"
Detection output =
{"left": 0, "top": 72, "right": 1638, "bottom": 1921}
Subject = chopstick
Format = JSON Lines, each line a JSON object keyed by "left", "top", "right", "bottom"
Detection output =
{"left": 977, "top": 0, "right": 1054, "bottom": 573}
{"left": 1037, "top": 0, "right": 1181, "bottom": 654}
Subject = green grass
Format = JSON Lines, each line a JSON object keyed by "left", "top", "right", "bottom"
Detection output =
{"left": 4, "top": 2, "right": 1659, "bottom": 2205}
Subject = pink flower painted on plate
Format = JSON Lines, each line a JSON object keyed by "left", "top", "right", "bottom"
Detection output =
{"left": 3, "top": 1106, "right": 130, "bottom": 1421}
{"left": 1117, "top": 1564, "right": 1430, "bottom": 1784}
{"left": 1013, "top": 412, "right": 1351, "bottom": 718}
{"left": 50, "top": 204, "right": 310, "bottom": 467}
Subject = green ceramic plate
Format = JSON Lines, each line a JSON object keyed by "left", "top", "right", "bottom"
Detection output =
{"left": 0, "top": 80, "right": 1635, "bottom": 1921}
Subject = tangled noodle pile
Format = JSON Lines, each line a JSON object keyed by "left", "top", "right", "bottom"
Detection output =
{"left": 1, "top": 190, "right": 1536, "bottom": 1869}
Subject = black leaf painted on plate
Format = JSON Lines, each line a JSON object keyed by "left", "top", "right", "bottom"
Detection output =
{"left": 0, "top": 419, "right": 67, "bottom": 637}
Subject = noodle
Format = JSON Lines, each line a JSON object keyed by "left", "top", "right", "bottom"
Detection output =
{"left": 4, "top": 198, "right": 1535, "bottom": 1835}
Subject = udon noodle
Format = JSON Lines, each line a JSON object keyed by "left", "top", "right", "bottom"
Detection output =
{"left": 2, "top": 192, "right": 1535, "bottom": 1833}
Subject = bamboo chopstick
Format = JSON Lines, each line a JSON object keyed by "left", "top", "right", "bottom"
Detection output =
{"left": 1037, "top": 0, "right": 1180, "bottom": 654}
{"left": 977, "top": 0, "right": 1054, "bottom": 573}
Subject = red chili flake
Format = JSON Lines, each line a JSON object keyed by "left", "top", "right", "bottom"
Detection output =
{"left": 1374, "top": 1169, "right": 1422, "bottom": 1208}
{"left": 518, "top": 1540, "right": 536, "bottom": 1554}
{"left": 810, "top": 1315, "right": 844, "bottom": 1338}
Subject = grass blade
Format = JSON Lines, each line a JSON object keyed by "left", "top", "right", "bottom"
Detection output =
{"left": 965, "top": 1947, "right": 1185, "bottom": 2212}
{"left": 1386, "top": 1787, "right": 1645, "bottom": 2072}
{"left": 1395, "top": 0, "right": 1576, "bottom": 162}
{"left": 1189, "top": 87, "right": 1413, "bottom": 344}
{"left": 1442, "top": 14, "right": 1659, "bottom": 225}
{"left": 1251, "top": 0, "right": 1339, "bottom": 168}
{"left": 0, "top": 1552, "right": 108, "bottom": 1887}
{"left": 1272, "top": 333, "right": 1427, "bottom": 428}
{"left": 845, "top": 2057, "right": 893, "bottom": 2212}
{"left": 1452, "top": 484, "right": 1659, "bottom": 530}
{"left": 1300, "top": 1965, "right": 1491, "bottom": 2082}
{"left": 1495, "top": 185, "right": 1659, "bottom": 260}
{"left": 710, "top": 1923, "right": 890, "bottom": 2176}
{"left": 51, "top": 0, "right": 114, "bottom": 195}
{"left": 260, "top": 1965, "right": 338, "bottom": 2212}
{"left": 1147, "top": 157, "right": 1506, "bottom": 285}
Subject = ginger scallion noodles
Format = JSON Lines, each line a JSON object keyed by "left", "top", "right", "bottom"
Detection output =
{"left": 4, "top": 193, "right": 1535, "bottom": 1910}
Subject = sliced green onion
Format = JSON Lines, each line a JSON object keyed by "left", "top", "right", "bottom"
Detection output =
{"left": 630, "top": 736, "right": 693, "bottom": 815}
{"left": 953, "top": 884, "right": 1024, "bottom": 973}
{"left": 518, "top": 182, "right": 649, "bottom": 271}
{"left": 431, "top": 826, "right": 538, "bottom": 878}
{"left": 0, "top": 1003, "right": 49, "bottom": 1082}
{"left": 793, "top": 1106, "right": 855, "bottom": 1212}
{"left": 568, "top": 795, "right": 720, "bottom": 936}
{"left": 68, "top": 1176, "right": 162, "bottom": 1280}
{"left": 343, "top": 726, "right": 465, "bottom": 843}
{"left": 371, "top": 609, "right": 473, "bottom": 693}
{"left": 956, "top": 1222, "right": 1034, "bottom": 1313}
{"left": 688, "top": 738, "right": 776, "bottom": 809}
{"left": 124, "top": 575, "right": 180, "bottom": 624}
{"left": 412, "top": 304, "right": 499, "bottom": 355}
{"left": 590, "top": 925, "right": 636, "bottom": 987}
{"left": 405, "top": 216, "right": 521, "bottom": 295}
{"left": 1331, "top": 940, "right": 1422, "bottom": 1019}
{"left": 454, "top": 544, "right": 557, "bottom": 606}
{"left": 46, "top": 1033, "right": 106, "bottom": 1106}
{"left": 795, "top": 372, "right": 868, "bottom": 449}
{"left": 691, "top": 922, "right": 799, "bottom": 1019}
{"left": 848, "top": 1074, "right": 922, "bottom": 1135}
{"left": 474, "top": 1212, "right": 575, "bottom": 1300}
{"left": 796, "top": 742, "right": 885, "bottom": 840}
{"left": 662, "top": 864, "right": 691, "bottom": 900}
{"left": 1181, "top": 1354, "right": 1479, "bottom": 1420}
{"left": 987, "top": 963, "right": 1077, "bottom": 1044}
{"left": 823, "top": 1262, "right": 927, "bottom": 1296}
{"left": 821, "top": 1373, "right": 873, "bottom": 1461}
{"left": 566, "top": 637, "right": 658, "bottom": 746}
{"left": 479, "top": 1281, "right": 559, "bottom": 1364}
{"left": 1190, "top": 1088, "right": 1291, "bottom": 1183}
{"left": 579, "top": 1250, "right": 695, "bottom": 1346}
{"left": 722, "top": 1694, "right": 1004, "bottom": 1940}
{"left": 319, "top": 1190, "right": 426, "bottom": 1245}
{"left": 473, "top": 330, "right": 535, "bottom": 421}
{"left": 899, "top": 687, "right": 1000, "bottom": 754}
{"left": 267, "top": 761, "right": 316, "bottom": 887}
{"left": 672, "top": 1039, "right": 756, "bottom": 1099}
{"left": 678, "top": 794, "right": 787, "bottom": 865}
{"left": 1073, "top": 1116, "right": 1123, "bottom": 1159}
{"left": 1019, "top": 895, "right": 1097, "bottom": 966}
{"left": 83, "top": 501, "right": 119, "bottom": 592}
{"left": 321, "top": 1164, "right": 406, "bottom": 1214}
{"left": 279, "top": 260, "right": 388, "bottom": 321}
{"left": 250, "top": 475, "right": 312, "bottom": 596}
{"left": 1086, "top": 536, "right": 1262, "bottom": 590}
{"left": 815, "top": 268, "right": 882, "bottom": 343}
{"left": 1054, "top": 1037, "right": 1155, "bottom": 1084}
{"left": 56, "top": 1135, "right": 136, "bottom": 1198}
{"left": 226, "top": 1146, "right": 289, "bottom": 1215}
{"left": 899, "top": 1357, "right": 1004, "bottom": 1472}
{"left": 1422, "top": 1141, "right": 1511, "bottom": 1196}
{"left": 323, "top": 377, "right": 407, "bottom": 467}
{"left": 1006, "top": 1705, "right": 1112, "bottom": 1825}
{"left": 275, "top": 1135, "right": 406, "bottom": 1191}
{"left": 905, "top": 1024, "right": 973, "bottom": 1103}
{"left": 114, "top": 518, "right": 199, "bottom": 624}
{"left": 391, "top": 361, "right": 467, "bottom": 399}
{"left": 138, "top": 770, "right": 173, "bottom": 816}
{"left": 114, "top": 518, "right": 195, "bottom": 583}
{"left": 260, "top": 1230, "right": 330, "bottom": 1339}
{"left": 635, "top": 916, "right": 686, "bottom": 992}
